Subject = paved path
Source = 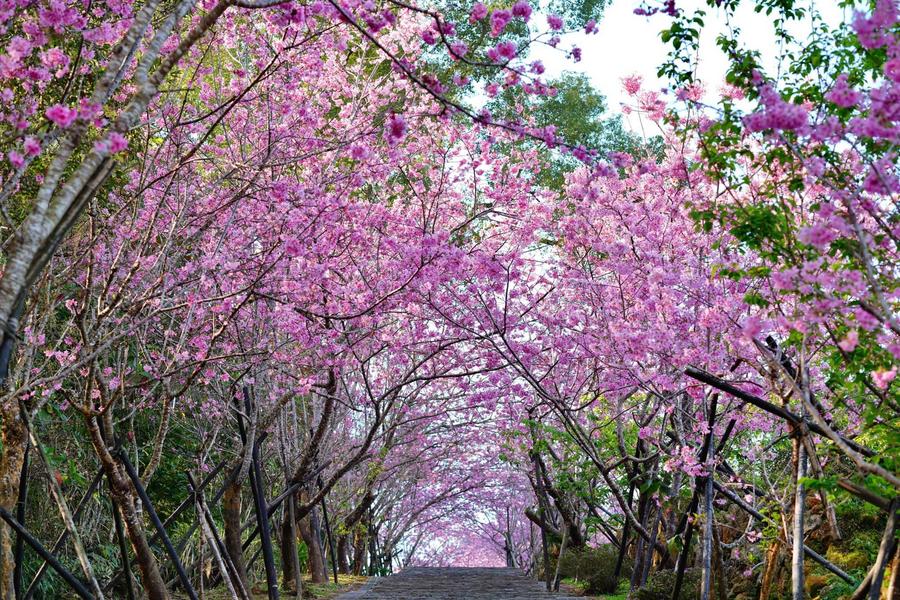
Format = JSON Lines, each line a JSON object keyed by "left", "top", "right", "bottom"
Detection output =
{"left": 337, "top": 567, "right": 578, "bottom": 599}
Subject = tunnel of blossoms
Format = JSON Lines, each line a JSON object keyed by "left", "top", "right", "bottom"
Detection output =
{"left": 0, "top": 0, "right": 897, "bottom": 598}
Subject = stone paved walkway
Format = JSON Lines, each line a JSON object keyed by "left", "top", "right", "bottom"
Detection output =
{"left": 336, "top": 567, "right": 578, "bottom": 599}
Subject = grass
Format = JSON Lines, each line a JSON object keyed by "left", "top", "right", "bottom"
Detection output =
{"left": 559, "top": 577, "right": 629, "bottom": 599}
{"left": 597, "top": 580, "right": 630, "bottom": 600}
{"left": 174, "top": 573, "right": 368, "bottom": 599}
{"left": 301, "top": 574, "right": 369, "bottom": 599}
{"left": 595, "top": 580, "right": 630, "bottom": 600}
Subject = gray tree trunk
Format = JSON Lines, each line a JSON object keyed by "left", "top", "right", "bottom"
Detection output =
{"left": 792, "top": 434, "right": 807, "bottom": 600}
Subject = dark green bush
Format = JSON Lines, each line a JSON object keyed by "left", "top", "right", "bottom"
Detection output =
{"left": 636, "top": 568, "right": 701, "bottom": 600}
{"left": 558, "top": 544, "right": 630, "bottom": 594}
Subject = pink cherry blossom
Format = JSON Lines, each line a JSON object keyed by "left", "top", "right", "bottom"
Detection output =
{"left": 384, "top": 113, "right": 407, "bottom": 146}
{"left": 511, "top": 0, "right": 532, "bottom": 22}
{"left": 838, "top": 330, "right": 859, "bottom": 352}
{"left": 45, "top": 103, "right": 77, "bottom": 127}
{"left": 7, "top": 150, "right": 24, "bottom": 169}
{"left": 873, "top": 368, "right": 896, "bottom": 389}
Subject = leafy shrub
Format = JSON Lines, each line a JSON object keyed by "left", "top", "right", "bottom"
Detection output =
{"left": 825, "top": 547, "right": 871, "bottom": 571}
{"left": 818, "top": 578, "right": 859, "bottom": 600}
{"left": 635, "top": 568, "right": 701, "bottom": 600}
{"left": 558, "top": 544, "right": 630, "bottom": 594}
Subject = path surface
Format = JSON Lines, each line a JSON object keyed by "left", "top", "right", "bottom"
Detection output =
{"left": 336, "top": 567, "right": 578, "bottom": 599}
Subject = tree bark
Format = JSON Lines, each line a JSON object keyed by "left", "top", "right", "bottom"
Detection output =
{"left": 552, "top": 526, "right": 568, "bottom": 592}
{"left": 352, "top": 527, "right": 367, "bottom": 575}
{"left": 0, "top": 409, "right": 27, "bottom": 600}
{"left": 885, "top": 546, "right": 899, "bottom": 599}
{"left": 310, "top": 503, "right": 328, "bottom": 581}
{"left": 614, "top": 482, "right": 635, "bottom": 580}
{"left": 712, "top": 517, "right": 727, "bottom": 600}
{"left": 630, "top": 491, "right": 650, "bottom": 592}
{"left": 792, "top": 432, "right": 807, "bottom": 600}
{"left": 699, "top": 468, "right": 714, "bottom": 600}
{"left": 338, "top": 490, "right": 373, "bottom": 575}
{"left": 88, "top": 417, "right": 169, "bottom": 600}
{"left": 281, "top": 502, "right": 299, "bottom": 590}
{"left": 640, "top": 505, "right": 661, "bottom": 586}
{"left": 759, "top": 539, "right": 782, "bottom": 600}
{"left": 337, "top": 536, "right": 351, "bottom": 574}
{"left": 223, "top": 481, "right": 249, "bottom": 593}
{"left": 867, "top": 500, "right": 898, "bottom": 600}
{"left": 297, "top": 497, "right": 326, "bottom": 584}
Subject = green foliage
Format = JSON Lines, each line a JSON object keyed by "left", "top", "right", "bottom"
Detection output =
{"left": 818, "top": 578, "right": 861, "bottom": 600}
{"left": 636, "top": 568, "right": 701, "bottom": 600}
{"left": 485, "top": 72, "right": 647, "bottom": 190}
{"left": 598, "top": 579, "right": 630, "bottom": 600}
{"left": 819, "top": 497, "right": 887, "bottom": 579}
{"left": 298, "top": 539, "right": 310, "bottom": 573}
{"left": 558, "top": 544, "right": 630, "bottom": 594}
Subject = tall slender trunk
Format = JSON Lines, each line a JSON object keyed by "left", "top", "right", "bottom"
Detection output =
{"left": 0, "top": 408, "right": 26, "bottom": 600}
{"left": 759, "top": 539, "right": 782, "bottom": 600}
{"left": 87, "top": 417, "right": 169, "bottom": 600}
{"left": 614, "top": 482, "right": 635, "bottom": 580}
{"left": 223, "top": 481, "right": 249, "bottom": 593}
{"left": 276, "top": 407, "right": 301, "bottom": 595}
{"left": 298, "top": 497, "right": 326, "bottom": 584}
{"left": 530, "top": 449, "right": 552, "bottom": 591}
{"left": 552, "top": 527, "right": 569, "bottom": 592}
{"left": 289, "top": 496, "right": 302, "bottom": 595}
{"left": 0, "top": 311, "right": 26, "bottom": 600}
{"left": 310, "top": 504, "right": 328, "bottom": 580}
{"left": 886, "top": 546, "right": 900, "bottom": 599}
{"left": 699, "top": 469, "right": 714, "bottom": 600}
{"left": 867, "top": 500, "right": 898, "bottom": 600}
{"left": 279, "top": 494, "right": 306, "bottom": 594}
{"left": 338, "top": 489, "right": 373, "bottom": 575}
{"left": 712, "top": 518, "right": 727, "bottom": 600}
{"left": 630, "top": 491, "right": 649, "bottom": 591}
{"left": 281, "top": 504, "right": 298, "bottom": 589}
{"left": 337, "top": 536, "right": 351, "bottom": 574}
{"left": 792, "top": 433, "right": 807, "bottom": 600}
{"left": 640, "top": 506, "right": 661, "bottom": 585}
{"left": 352, "top": 527, "right": 367, "bottom": 575}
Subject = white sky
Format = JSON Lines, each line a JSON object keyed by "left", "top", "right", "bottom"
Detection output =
{"left": 532, "top": 0, "right": 852, "bottom": 129}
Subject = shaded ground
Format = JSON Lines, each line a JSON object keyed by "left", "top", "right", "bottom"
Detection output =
{"left": 174, "top": 573, "right": 368, "bottom": 599}
{"left": 335, "top": 567, "right": 579, "bottom": 599}
{"left": 560, "top": 578, "right": 630, "bottom": 600}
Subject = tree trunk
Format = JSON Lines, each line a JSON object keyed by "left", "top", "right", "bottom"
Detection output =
{"left": 640, "top": 506, "right": 661, "bottom": 587}
{"left": 630, "top": 491, "right": 649, "bottom": 592}
{"left": 760, "top": 539, "right": 782, "bottom": 600}
{"left": 338, "top": 489, "right": 373, "bottom": 576}
{"left": 337, "top": 536, "right": 351, "bottom": 574}
{"left": 614, "top": 482, "right": 635, "bottom": 580}
{"left": 97, "top": 448, "right": 169, "bottom": 599}
{"left": 0, "top": 408, "right": 27, "bottom": 600}
{"left": 699, "top": 470, "right": 714, "bottom": 600}
{"left": 310, "top": 504, "right": 328, "bottom": 580}
{"left": 352, "top": 528, "right": 367, "bottom": 575}
{"left": 552, "top": 526, "right": 569, "bottom": 592}
{"left": 868, "top": 500, "right": 898, "bottom": 600}
{"left": 712, "top": 518, "right": 727, "bottom": 600}
{"left": 223, "top": 481, "right": 249, "bottom": 593}
{"left": 792, "top": 434, "right": 807, "bottom": 600}
{"left": 281, "top": 504, "right": 298, "bottom": 590}
{"left": 87, "top": 416, "right": 169, "bottom": 600}
{"left": 886, "top": 547, "right": 899, "bottom": 599}
{"left": 298, "top": 504, "right": 326, "bottom": 583}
